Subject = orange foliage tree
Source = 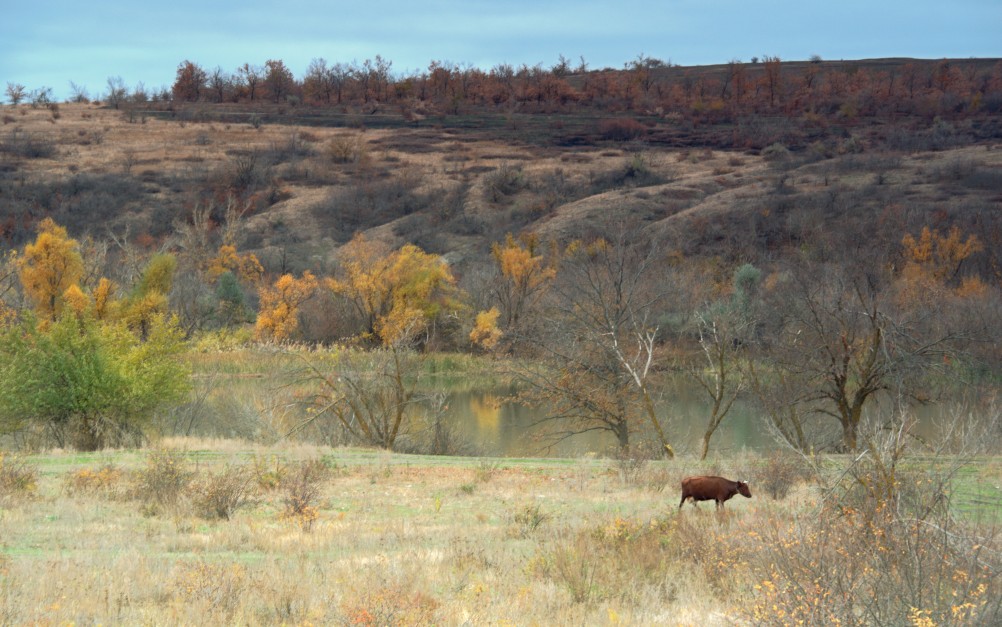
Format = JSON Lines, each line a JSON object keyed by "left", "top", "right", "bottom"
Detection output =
{"left": 489, "top": 232, "right": 556, "bottom": 336}
{"left": 206, "top": 244, "right": 264, "bottom": 284}
{"left": 255, "top": 271, "right": 319, "bottom": 342}
{"left": 901, "top": 225, "right": 983, "bottom": 284}
{"left": 18, "top": 218, "right": 84, "bottom": 322}
{"left": 898, "top": 225, "right": 986, "bottom": 305}
{"left": 172, "top": 60, "right": 207, "bottom": 102}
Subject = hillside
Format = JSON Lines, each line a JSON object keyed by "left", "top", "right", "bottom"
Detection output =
{"left": 2, "top": 93, "right": 1001, "bottom": 288}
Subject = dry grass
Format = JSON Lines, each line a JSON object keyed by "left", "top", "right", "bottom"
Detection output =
{"left": 0, "top": 442, "right": 742, "bottom": 624}
{"left": 0, "top": 103, "right": 758, "bottom": 251}
{"left": 1, "top": 441, "right": 998, "bottom": 624}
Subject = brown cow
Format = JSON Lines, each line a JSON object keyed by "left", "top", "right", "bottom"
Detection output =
{"left": 678, "top": 476, "right": 751, "bottom": 510}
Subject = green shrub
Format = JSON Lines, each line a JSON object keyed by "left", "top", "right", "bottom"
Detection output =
{"left": 761, "top": 142, "right": 790, "bottom": 161}
{"left": 0, "top": 311, "right": 190, "bottom": 450}
{"left": 252, "top": 454, "right": 288, "bottom": 491}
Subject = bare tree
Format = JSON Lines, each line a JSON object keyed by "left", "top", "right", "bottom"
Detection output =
{"left": 6, "top": 82, "right": 27, "bottom": 105}
{"left": 760, "top": 264, "right": 958, "bottom": 452}
{"left": 304, "top": 58, "right": 335, "bottom": 104}
{"left": 263, "top": 59, "right": 296, "bottom": 104}
{"left": 517, "top": 231, "right": 676, "bottom": 456}
{"left": 105, "top": 76, "right": 128, "bottom": 109}
{"left": 688, "top": 263, "right": 760, "bottom": 459}
{"left": 68, "top": 81, "right": 89, "bottom": 103}
{"left": 289, "top": 323, "right": 430, "bottom": 450}
{"left": 691, "top": 309, "right": 749, "bottom": 459}
{"left": 236, "top": 63, "right": 262, "bottom": 102}
{"left": 208, "top": 67, "right": 231, "bottom": 103}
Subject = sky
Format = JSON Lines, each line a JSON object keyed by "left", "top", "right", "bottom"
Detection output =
{"left": 3, "top": 0, "right": 1000, "bottom": 102}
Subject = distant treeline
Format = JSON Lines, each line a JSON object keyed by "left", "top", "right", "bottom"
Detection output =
{"left": 45, "top": 56, "right": 1002, "bottom": 124}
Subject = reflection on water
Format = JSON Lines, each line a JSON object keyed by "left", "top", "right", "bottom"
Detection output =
{"left": 430, "top": 387, "right": 987, "bottom": 458}
{"left": 436, "top": 388, "right": 778, "bottom": 457}
{"left": 469, "top": 394, "right": 502, "bottom": 434}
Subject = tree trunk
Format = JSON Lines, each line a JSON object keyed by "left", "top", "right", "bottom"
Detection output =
{"left": 640, "top": 387, "right": 674, "bottom": 458}
{"left": 613, "top": 420, "right": 630, "bottom": 451}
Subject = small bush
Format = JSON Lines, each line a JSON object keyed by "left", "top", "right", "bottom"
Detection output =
{"left": 530, "top": 515, "right": 696, "bottom": 605}
{"left": 598, "top": 118, "right": 647, "bottom": 141}
{"left": 589, "top": 152, "right": 667, "bottom": 191}
{"left": 508, "top": 502, "right": 551, "bottom": 538}
{"left": 65, "top": 463, "right": 123, "bottom": 496}
{"left": 132, "top": 448, "right": 193, "bottom": 516}
{"left": 544, "top": 531, "right": 600, "bottom": 603}
{"left": 280, "top": 458, "right": 331, "bottom": 531}
{"left": 746, "top": 501, "right": 1002, "bottom": 625}
{"left": 252, "top": 454, "right": 288, "bottom": 491}
{"left": 192, "top": 464, "right": 253, "bottom": 520}
{"left": 340, "top": 584, "right": 441, "bottom": 626}
{"left": 756, "top": 451, "right": 812, "bottom": 500}
{"left": 613, "top": 444, "right": 664, "bottom": 487}
{"left": 0, "top": 453, "right": 37, "bottom": 500}
{"left": 483, "top": 162, "right": 526, "bottom": 202}
{"left": 761, "top": 142, "right": 790, "bottom": 162}
{"left": 170, "top": 561, "right": 247, "bottom": 618}
{"left": 0, "top": 129, "right": 56, "bottom": 158}
{"left": 327, "top": 134, "right": 366, "bottom": 164}
{"left": 475, "top": 460, "right": 502, "bottom": 484}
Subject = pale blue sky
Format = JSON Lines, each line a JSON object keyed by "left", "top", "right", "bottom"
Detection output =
{"left": 3, "top": 1, "right": 1000, "bottom": 101}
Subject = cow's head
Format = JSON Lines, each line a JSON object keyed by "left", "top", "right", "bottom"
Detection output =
{"left": 737, "top": 480, "right": 752, "bottom": 498}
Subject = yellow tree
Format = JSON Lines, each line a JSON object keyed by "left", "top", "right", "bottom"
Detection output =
{"left": 327, "top": 233, "right": 392, "bottom": 335}
{"left": 328, "top": 235, "right": 462, "bottom": 346}
{"left": 255, "top": 271, "right": 319, "bottom": 341}
{"left": 490, "top": 232, "right": 555, "bottom": 334}
{"left": 18, "top": 219, "right": 84, "bottom": 322}
{"left": 206, "top": 244, "right": 264, "bottom": 285}
{"left": 92, "top": 278, "right": 118, "bottom": 321}
{"left": 469, "top": 307, "right": 503, "bottom": 350}
{"left": 122, "top": 253, "right": 176, "bottom": 340}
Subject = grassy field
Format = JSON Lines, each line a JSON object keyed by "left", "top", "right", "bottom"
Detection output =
{"left": 1, "top": 440, "right": 1000, "bottom": 625}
